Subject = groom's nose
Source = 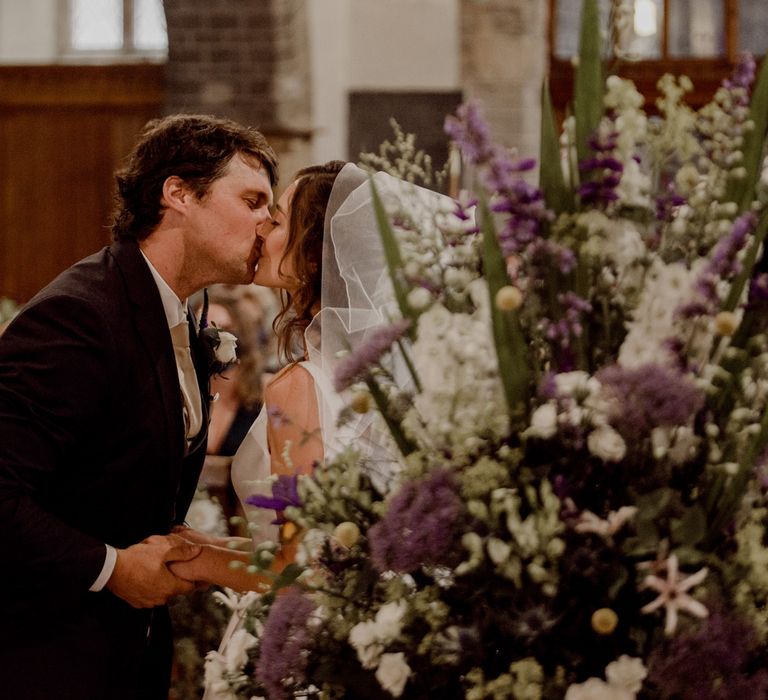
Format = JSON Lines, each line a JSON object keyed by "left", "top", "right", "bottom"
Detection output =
{"left": 254, "top": 205, "right": 270, "bottom": 227}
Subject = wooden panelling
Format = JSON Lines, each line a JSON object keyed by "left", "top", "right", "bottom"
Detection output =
{"left": 0, "top": 64, "right": 164, "bottom": 303}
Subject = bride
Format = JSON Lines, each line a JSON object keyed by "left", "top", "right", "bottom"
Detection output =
{"left": 172, "top": 160, "right": 443, "bottom": 697}
{"left": 171, "top": 159, "right": 414, "bottom": 585}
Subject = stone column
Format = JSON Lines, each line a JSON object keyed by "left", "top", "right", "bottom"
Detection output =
{"left": 459, "top": 0, "right": 548, "bottom": 159}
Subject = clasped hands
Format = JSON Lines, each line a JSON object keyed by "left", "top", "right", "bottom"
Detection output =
{"left": 104, "top": 531, "right": 206, "bottom": 609}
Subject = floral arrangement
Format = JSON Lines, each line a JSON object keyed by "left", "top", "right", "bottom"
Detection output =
{"left": 209, "top": 2, "right": 768, "bottom": 698}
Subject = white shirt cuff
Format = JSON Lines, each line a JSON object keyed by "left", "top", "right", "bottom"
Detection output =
{"left": 89, "top": 544, "right": 117, "bottom": 592}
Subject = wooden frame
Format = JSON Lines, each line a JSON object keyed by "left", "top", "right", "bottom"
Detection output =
{"left": 57, "top": 0, "right": 167, "bottom": 63}
{"left": 547, "top": 0, "right": 752, "bottom": 117}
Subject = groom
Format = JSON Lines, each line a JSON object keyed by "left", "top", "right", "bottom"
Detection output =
{"left": 0, "top": 114, "right": 277, "bottom": 699}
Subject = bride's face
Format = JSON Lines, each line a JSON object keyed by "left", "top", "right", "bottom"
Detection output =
{"left": 253, "top": 180, "right": 298, "bottom": 290}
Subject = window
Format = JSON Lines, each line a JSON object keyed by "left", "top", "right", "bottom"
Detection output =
{"left": 548, "top": 1, "right": 766, "bottom": 115}
{"left": 61, "top": 0, "right": 167, "bottom": 60}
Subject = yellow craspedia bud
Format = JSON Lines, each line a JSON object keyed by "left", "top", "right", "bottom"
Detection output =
{"left": 495, "top": 285, "right": 523, "bottom": 311}
{"left": 350, "top": 391, "right": 371, "bottom": 414}
{"left": 591, "top": 608, "right": 618, "bottom": 635}
{"left": 333, "top": 521, "right": 361, "bottom": 548}
{"left": 281, "top": 521, "right": 299, "bottom": 542}
{"left": 714, "top": 311, "right": 739, "bottom": 336}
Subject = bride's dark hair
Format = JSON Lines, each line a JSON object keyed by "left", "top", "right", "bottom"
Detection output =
{"left": 274, "top": 160, "right": 346, "bottom": 361}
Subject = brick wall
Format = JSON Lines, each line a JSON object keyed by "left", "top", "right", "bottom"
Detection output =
{"left": 163, "top": 0, "right": 312, "bottom": 186}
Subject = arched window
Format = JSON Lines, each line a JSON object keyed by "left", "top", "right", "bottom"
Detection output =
{"left": 61, "top": 0, "right": 167, "bottom": 60}
{"left": 548, "top": 1, "right": 766, "bottom": 113}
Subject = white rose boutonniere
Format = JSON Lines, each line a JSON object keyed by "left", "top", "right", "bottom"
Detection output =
{"left": 198, "top": 289, "right": 239, "bottom": 376}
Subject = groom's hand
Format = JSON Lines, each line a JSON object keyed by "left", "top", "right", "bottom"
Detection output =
{"left": 105, "top": 534, "right": 202, "bottom": 608}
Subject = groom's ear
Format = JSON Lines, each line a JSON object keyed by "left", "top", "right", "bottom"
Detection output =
{"left": 161, "top": 175, "right": 193, "bottom": 212}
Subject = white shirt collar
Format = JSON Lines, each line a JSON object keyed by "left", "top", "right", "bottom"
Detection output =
{"left": 140, "top": 250, "right": 188, "bottom": 329}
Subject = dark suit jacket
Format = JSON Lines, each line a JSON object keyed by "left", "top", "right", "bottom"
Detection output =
{"left": 0, "top": 239, "right": 210, "bottom": 699}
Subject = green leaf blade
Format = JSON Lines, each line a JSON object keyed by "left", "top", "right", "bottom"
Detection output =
{"left": 540, "top": 78, "right": 571, "bottom": 214}
{"left": 479, "top": 198, "right": 530, "bottom": 421}
{"left": 726, "top": 56, "right": 768, "bottom": 210}
{"left": 573, "top": 0, "right": 604, "bottom": 165}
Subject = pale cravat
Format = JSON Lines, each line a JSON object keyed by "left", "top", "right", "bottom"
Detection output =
{"left": 170, "top": 321, "right": 203, "bottom": 439}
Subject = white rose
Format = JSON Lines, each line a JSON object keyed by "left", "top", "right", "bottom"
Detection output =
{"left": 587, "top": 425, "right": 627, "bottom": 462}
{"left": 215, "top": 330, "right": 238, "bottom": 364}
{"left": 565, "top": 678, "right": 634, "bottom": 700}
{"left": 223, "top": 628, "right": 258, "bottom": 674}
{"left": 526, "top": 403, "right": 558, "bottom": 439}
{"left": 605, "top": 655, "right": 647, "bottom": 693}
{"left": 375, "top": 652, "right": 411, "bottom": 698}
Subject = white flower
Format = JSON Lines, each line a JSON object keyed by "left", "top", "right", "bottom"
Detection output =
{"left": 575, "top": 506, "right": 637, "bottom": 538}
{"left": 186, "top": 490, "right": 228, "bottom": 536}
{"left": 407, "top": 286, "right": 433, "bottom": 310}
{"left": 605, "top": 655, "right": 647, "bottom": 693}
{"left": 375, "top": 652, "right": 411, "bottom": 698}
{"left": 554, "top": 370, "right": 592, "bottom": 397}
{"left": 223, "top": 628, "right": 258, "bottom": 674}
{"left": 203, "top": 652, "right": 232, "bottom": 698}
{"left": 526, "top": 403, "right": 558, "bottom": 439}
{"left": 640, "top": 554, "right": 709, "bottom": 635}
{"left": 587, "top": 425, "right": 627, "bottom": 462}
{"left": 348, "top": 620, "right": 384, "bottom": 669}
{"left": 215, "top": 330, "right": 238, "bottom": 364}
{"left": 348, "top": 600, "right": 407, "bottom": 670}
{"left": 565, "top": 677, "right": 634, "bottom": 700}
{"left": 374, "top": 600, "right": 407, "bottom": 641}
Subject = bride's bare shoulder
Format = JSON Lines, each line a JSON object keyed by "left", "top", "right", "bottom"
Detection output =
{"left": 264, "top": 362, "right": 317, "bottom": 421}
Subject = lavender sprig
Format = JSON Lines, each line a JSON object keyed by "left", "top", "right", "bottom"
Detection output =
{"left": 333, "top": 319, "right": 412, "bottom": 392}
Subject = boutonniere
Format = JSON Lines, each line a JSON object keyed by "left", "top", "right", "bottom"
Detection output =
{"left": 198, "top": 289, "right": 238, "bottom": 376}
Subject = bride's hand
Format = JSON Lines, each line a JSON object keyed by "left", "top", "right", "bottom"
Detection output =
{"left": 171, "top": 525, "right": 217, "bottom": 545}
{"left": 168, "top": 555, "right": 206, "bottom": 585}
{"left": 172, "top": 526, "right": 252, "bottom": 551}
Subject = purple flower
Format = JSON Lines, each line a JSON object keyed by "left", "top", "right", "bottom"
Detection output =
{"left": 246, "top": 475, "right": 301, "bottom": 525}
{"left": 577, "top": 130, "right": 624, "bottom": 207}
{"left": 333, "top": 319, "right": 411, "bottom": 392}
{"left": 678, "top": 212, "right": 755, "bottom": 318}
{"left": 444, "top": 100, "right": 495, "bottom": 164}
{"left": 723, "top": 53, "right": 757, "bottom": 104}
{"left": 656, "top": 187, "right": 687, "bottom": 223}
{"left": 597, "top": 363, "right": 704, "bottom": 438}
{"left": 647, "top": 602, "right": 768, "bottom": 699}
{"left": 540, "top": 292, "right": 592, "bottom": 372}
{"left": 368, "top": 468, "right": 463, "bottom": 573}
{"left": 255, "top": 587, "right": 315, "bottom": 700}
{"left": 748, "top": 272, "right": 768, "bottom": 308}
{"left": 445, "top": 100, "right": 552, "bottom": 255}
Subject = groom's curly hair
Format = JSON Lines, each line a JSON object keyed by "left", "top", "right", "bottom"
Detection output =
{"left": 110, "top": 114, "right": 278, "bottom": 241}
{"left": 274, "top": 160, "right": 346, "bottom": 361}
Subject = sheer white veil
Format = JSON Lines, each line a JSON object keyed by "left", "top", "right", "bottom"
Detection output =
{"left": 304, "top": 163, "right": 430, "bottom": 486}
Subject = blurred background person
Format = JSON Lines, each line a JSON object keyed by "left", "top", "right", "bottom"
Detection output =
{"left": 197, "top": 283, "right": 280, "bottom": 525}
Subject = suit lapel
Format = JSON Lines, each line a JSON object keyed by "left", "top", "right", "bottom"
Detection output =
{"left": 109, "top": 239, "right": 186, "bottom": 477}
{"left": 186, "top": 311, "right": 211, "bottom": 456}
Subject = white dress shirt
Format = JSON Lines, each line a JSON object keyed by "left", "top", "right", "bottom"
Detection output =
{"left": 89, "top": 252, "right": 189, "bottom": 592}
